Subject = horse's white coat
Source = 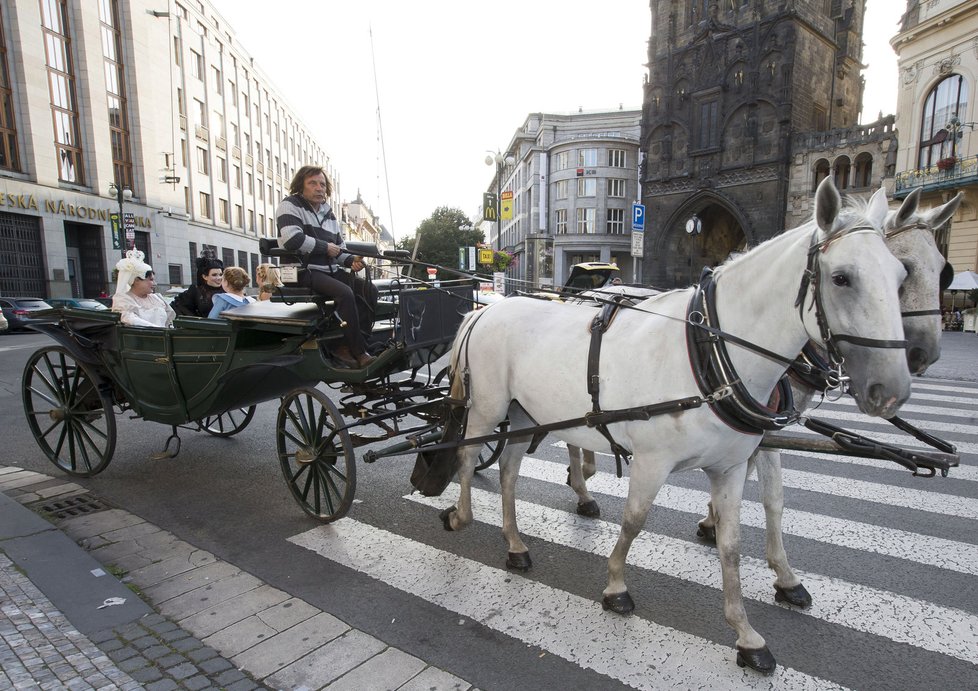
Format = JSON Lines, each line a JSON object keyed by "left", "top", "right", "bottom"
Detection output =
{"left": 444, "top": 178, "right": 910, "bottom": 664}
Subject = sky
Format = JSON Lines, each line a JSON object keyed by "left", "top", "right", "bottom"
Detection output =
{"left": 208, "top": 0, "right": 900, "bottom": 245}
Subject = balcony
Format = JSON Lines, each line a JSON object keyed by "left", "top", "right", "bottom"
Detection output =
{"left": 245, "top": 154, "right": 253, "bottom": 166}
{"left": 195, "top": 125, "right": 209, "bottom": 142}
{"left": 179, "top": 115, "right": 187, "bottom": 131}
{"left": 895, "top": 155, "right": 978, "bottom": 198}
{"left": 216, "top": 137, "right": 227, "bottom": 152}
{"left": 232, "top": 146, "right": 241, "bottom": 160}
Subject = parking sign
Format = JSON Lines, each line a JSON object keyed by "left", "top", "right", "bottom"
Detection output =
{"left": 632, "top": 203, "right": 645, "bottom": 231}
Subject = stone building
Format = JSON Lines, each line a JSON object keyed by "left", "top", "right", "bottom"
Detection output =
{"left": 640, "top": 0, "right": 868, "bottom": 287}
{"left": 891, "top": 0, "right": 978, "bottom": 273}
{"left": 0, "top": 0, "right": 348, "bottom": 298}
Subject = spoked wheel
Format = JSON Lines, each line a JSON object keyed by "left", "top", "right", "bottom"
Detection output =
{"left": 198, "top": 406, "right": 256, "bottom": 437}
{"left": 22, "top": 346, "right": 116, "bottom": 477}
{"left": 277, "top": 387, "right": 355, "bottom": 522}
{"left": 433, "top": 366, "right": 506, "bottom": 472}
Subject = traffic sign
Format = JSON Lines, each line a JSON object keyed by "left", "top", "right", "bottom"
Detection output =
{"left": 632, "top": 203, "right": 646, "bottom": 231}
{"left": 630, "top": 230, "right": 644, "bottom": 258}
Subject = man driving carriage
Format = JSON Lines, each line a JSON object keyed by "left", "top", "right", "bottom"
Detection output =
{"left": 275, "top": 165, "right": 378, "bottom": 368}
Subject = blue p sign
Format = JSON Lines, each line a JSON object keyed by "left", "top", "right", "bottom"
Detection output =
{"left": 632, "top": 203, "right": 646, "bottom": 231}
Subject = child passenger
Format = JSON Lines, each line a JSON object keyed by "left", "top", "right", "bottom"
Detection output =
{"left": 208, "top": 266, "right": 256, "bottom": 318}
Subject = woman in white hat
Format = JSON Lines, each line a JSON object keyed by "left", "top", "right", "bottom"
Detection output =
{"left": 111, "top": 249, "right": 175, "bottom": 327}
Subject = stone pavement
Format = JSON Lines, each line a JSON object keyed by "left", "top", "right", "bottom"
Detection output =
{"left": 0, "top": 466, "right": 475, "bottom": 690}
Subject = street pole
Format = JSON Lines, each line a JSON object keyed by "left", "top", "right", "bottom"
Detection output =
{"left": 109, "top": 182, "right": 133, "bottom": 256}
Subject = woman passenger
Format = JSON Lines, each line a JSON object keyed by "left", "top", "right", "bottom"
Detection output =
{"left": 111, "top": 249, "right": 175, "bottom": 327}
{"left": 208, "top": 266, "right": 256, "bottom": 318}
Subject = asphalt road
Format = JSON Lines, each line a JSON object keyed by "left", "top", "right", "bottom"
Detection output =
{"left": 1, "top": 328, "right": 976, "bottom": 690}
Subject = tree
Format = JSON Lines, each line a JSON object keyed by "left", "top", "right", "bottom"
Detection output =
{"left": 396, "top": 207, "right": 484, "bottom": 279}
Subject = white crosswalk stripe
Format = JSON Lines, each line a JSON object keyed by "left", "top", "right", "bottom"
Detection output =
{"left": 289, "top": 520, "right": 846, "bottom": 691}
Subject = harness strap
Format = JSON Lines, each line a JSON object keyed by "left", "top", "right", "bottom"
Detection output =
{"left": 886, "top": 415, "right": 957, "bottom": 455}
{"left": 587, "top": 296, "right": 633, "bottom": 477}
{"left": 901, "top": 309, "right": 942, "bottom": 318}
{"left": 831, "top": 333, "right": 908, "bottom": 349}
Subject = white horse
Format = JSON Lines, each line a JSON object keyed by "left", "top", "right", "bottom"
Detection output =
{"left": 442, "top": 178, "right": 911, "bottom": 674}
{"left": 693, "top": 187, "right": 961, "bottom": 608}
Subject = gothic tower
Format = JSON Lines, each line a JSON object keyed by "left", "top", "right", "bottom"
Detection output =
{"left": 640, "top": 0, "right": 866, "bottom": 287}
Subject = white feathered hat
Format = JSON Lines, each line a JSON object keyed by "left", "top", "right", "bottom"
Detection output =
{"left": 114, "top": 248, "right": 153, "bottom": 296}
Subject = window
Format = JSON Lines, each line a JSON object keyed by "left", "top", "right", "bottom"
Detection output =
{"left": 177, "top": 88, "right": 185, "bottom": 114}
{"left": 853, "top": 153, "right": 873, "bottom": 188}
{"left": 234, "top": 204, "right": 243, "bottom": 227}
{"left": 608, "top": 179, "right": 626, "bottom": 198}
{"left": 189, "top": 49, "right": 202, "bottom": 79}
{"left": 556, "top": 180, "right": 568, "bottom": 200}
{"left": 577, "top": 148, "right": 597, "bottom": 167}
{"left": 918, "top": 74, "right": 969, "bottom": 169}
{"left": 608, "top": 149, "right": 626, "bottom": 167}
{"left": 216, "top": 156, "right": 227, "bottom": 182}
{"left": 555, "top": 209, "right": 567, "bottom": 234}
{"left": 228, "top": 81, "right": 236, "bottom": 105}
{"left": 218, "top": 198, "right": 229, "bottom": 223}
{"left": 193, "top": 98, "right": 206, "bottom": 126}
{"left": 577, "top": 178, "right": 596, "bottom": 197}
{"left": 576, "top": 208, "right": 595, "bottom": 234}
{"left": 41, "top": 0, "right": 85, "bottom": 183}
{"left": 212, "top": 66, "right": 222, "bottom": 93}
{"left": 196, "top": 146, "right": 209, "bottom": 174}
{"left": 232, "top": 164, "right": 241, "bottom": 188}
{"left": 199, "top": 192, "right": 211, "bottom": 218}
{"left": 554, "top": 151, "right": 568, "bottom": 170}
{"left": 0, "top": 6, "right": 21, "bottom": 171}
{"left": 98, "top": 0, "right": 133, "bottom": 188}
{"left": 833, "top": 156, "right": 851, "bottom": 190}
{"left": 246, "top": 171, "right": 253, "bottom": 194}
{"left": 229, "top": 122, "right": 239, "bottom": 146}
{"left": 168, "top": 264, "right": 183, "bottom": 286}
{"left": 173, "top": 36, "right": 181, "bottom": 65}
{"left": 607, "top": 208, "right": 624, "bottom": 234}
{"left": 212, "top": 112, "right": 224, "bottom": 138}
{"left": 813, "top": 105, "right": 827, "bottom": 131}
{"left": 244, "top": 133, "right": 251, "bottom": 154}
{"left": 695, "top": 99, "right": 720, "bottom": 149}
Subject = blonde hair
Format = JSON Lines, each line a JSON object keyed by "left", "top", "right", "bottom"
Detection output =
{"left": 222, "top": 266, "right": 250, "bottom": 292}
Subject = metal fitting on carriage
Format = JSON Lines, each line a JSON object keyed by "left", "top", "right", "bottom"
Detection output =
{"left": 706, "top": 385, "right": 734, "bottom": 403}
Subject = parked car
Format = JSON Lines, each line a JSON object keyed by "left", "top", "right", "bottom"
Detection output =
{"left": 0, "top": 310, "right": 7, "bottom": 331}
{"left": 0, "top": 297, "right": 54, "bottom": 332}
{"left": 47, "top": 297, "right": 110, "bottom": 311}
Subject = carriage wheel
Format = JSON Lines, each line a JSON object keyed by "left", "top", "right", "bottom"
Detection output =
{"left": 432, "top": 367, "right": 506, "bottom": 472}
{"left": 276, "top": 388, "right": 355, "bottom": 522}
{"left": 198, "top": 406, "right": 256, "bottom": 437}
{"left": 22, "top": 346, "right": 116, "bottom": 477}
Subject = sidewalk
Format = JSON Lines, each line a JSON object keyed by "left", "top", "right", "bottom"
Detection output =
{"left": 0, "top": 466, "right": 474, "bottom": 690}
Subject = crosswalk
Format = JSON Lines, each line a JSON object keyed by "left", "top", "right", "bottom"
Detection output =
{"left": 290, "top": 377, "right": 978, "bottom": 689}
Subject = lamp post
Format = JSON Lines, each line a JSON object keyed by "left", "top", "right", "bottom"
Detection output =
{"left": 108, "top": 182, "right": 133, "bottom": 255}
{"left": 485, "top": 150, "right": 515, "bottom": 251}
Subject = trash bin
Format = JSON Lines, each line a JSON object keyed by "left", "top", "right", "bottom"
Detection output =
{"left": 963, "top": 308, "right": 977, "bottom": 333}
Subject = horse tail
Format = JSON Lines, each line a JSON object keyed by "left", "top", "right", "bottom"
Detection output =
{"left": 449, "top": 306, "right": 489, "bottom": 402}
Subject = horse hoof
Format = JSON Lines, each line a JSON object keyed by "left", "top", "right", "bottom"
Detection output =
{"left": 735, "top": 646, "right": 777, "bottom": 675}
{"left": 576, "top": 500, "right": 600, "bottom": 518}
{"left": 601, "top": 591, "right": 635, "bottom": 615}
{"left": 696, "top": 523, "right": 716, "bottom": 543}
{"left": 775, "top": 583, "right": 813, "bottom": 609}
{"left": 506, "top": 552, "right": 532, "bottom": 571}
{"left": 439, "top": 506, "right": 457, "bottom": 531}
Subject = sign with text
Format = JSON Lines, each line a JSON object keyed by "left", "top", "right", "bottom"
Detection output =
{"left": 493, "top": 271, "right": 505, "bottom": 294}
{"left": 478, "top": 248, "right": 494, "bottom": 265}
{"left": 631, "top": 203, "right": 645, "bottom": 231}
{"left": 483, "top": 192, "right": 498, "bottom": 221}
{"left": 500, "top": 191, "right": 513, "bottom": 220}
{"left": 630, "top": 230, "right": 644, "bottom": 258}
{"left": 110, "top": 213, "right": 122, "bottom": 250}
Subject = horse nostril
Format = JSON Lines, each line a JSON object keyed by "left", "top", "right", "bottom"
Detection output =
{"left": 908, "top": 347, "right": 929, "bottom": 375}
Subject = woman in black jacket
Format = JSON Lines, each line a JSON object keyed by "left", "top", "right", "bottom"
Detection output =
{"left": 172, "top": 256, "right": 224, "bottom": 318}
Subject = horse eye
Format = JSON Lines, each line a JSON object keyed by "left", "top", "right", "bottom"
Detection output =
{"left": 831, "top": 273, "right": 850, "bottom": 287}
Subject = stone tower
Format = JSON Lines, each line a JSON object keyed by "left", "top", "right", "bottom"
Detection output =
{"left": 640, "top": 0, "right": 866, "bottom": 287}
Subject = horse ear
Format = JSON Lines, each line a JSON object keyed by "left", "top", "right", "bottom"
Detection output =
{"left": 867, "top": 186, "right": 890, "bottom": 228}
{"left": 890, "top": 187, "right": 921, "bottom": 230}
{"left": 921, "top": 191, "right": 962, "bottom": 230}
{"left": 814, "top": 176, "right": 841, "bottom": 235}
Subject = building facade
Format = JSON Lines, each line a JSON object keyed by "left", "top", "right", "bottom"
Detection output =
{"left": 0, "top": 0, "right": 339, "bottom": 299}
{"left": 891, "top": 0, "right": 978, "bottom": 273}
{"left": 640, "top": 0, "right": 867, "bottom": 287}
{"left": 484, "top": 109, "right": 642, "bottom": 290}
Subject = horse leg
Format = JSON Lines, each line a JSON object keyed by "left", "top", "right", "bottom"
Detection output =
{"left": 602, "top": 456, "right": 670, "bottom": 615}
{"left": 567, "top": 445, "right": 600, "bottom": 518}
{"left": 705, "top": 462, "right": 776, "bottom": 675}
{"left": 441, "top": 407, "right": 502, "bottom": 533}
{"left": 755, "top": 449, "right": 812, "bottom": 608}
{"left": 698, "top": 455, "right": 757, "bottom": 542}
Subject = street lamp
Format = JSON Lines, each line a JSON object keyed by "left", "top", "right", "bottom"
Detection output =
{"left": 108, "top": 182, "right": 133, "bottom": 253}
{"left": 485, "top": 150, "right": 515, "bottom": 251}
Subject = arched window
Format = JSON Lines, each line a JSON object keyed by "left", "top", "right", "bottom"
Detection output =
{"left": 834, "top": 156, "right": 851, "bottom": 190}
{"left": 853, "top": 152, "right": 874, "bottom": 188}
{"left": 918, "top": 74, "right": 969, "bottom": 168}
{"left": 813, "top": 158, "right": 830, "bottom": 192}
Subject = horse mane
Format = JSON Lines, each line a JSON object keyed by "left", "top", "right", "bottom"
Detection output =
{"left": 712, "top": 195, "right": 881, "bottom": 280}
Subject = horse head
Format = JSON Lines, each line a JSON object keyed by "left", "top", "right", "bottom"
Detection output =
{"left": 803, "top": 177, "right": 911, "bottom": 418}
{"left": 882, "top": 187, "right": 961, "bottom": 374}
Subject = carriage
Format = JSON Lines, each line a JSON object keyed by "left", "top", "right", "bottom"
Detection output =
{"left": 22, "top": 241, "right": 503, "bottom": 522}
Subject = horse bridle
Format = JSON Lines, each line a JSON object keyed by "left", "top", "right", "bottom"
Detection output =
{"left": 884, "top": 221, "right": 954, "bottom": 319}
{"left": 795, "top": 227, "right": 908, "bottom": 369}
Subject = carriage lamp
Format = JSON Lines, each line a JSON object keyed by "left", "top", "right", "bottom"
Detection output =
{"left": 485, "top": 150, "right": 516, "bottom": 251}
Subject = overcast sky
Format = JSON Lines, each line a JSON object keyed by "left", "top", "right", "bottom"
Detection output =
{"left": 208, "top": 0, "right": 900, "bottom": 244}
